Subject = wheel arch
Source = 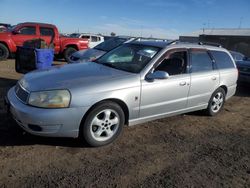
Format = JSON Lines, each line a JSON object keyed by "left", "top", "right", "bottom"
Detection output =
{"left": 64, "top": 44, "right": 78, "bottom": 51}
{"left": 219, "top": 85, "right": 228, "bottom": 95}
{"left": 78, "top": 98, "right": 130, "bottom": 137}
{"left": 0, "top": 41, "right": 10, "bottom": 53}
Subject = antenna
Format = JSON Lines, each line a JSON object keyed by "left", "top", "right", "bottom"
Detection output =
{"left": 202, "top": 23, "right": 206, "bottom": 34}
{"left": 238, "top": 17, "right": 243, "bottom": 28}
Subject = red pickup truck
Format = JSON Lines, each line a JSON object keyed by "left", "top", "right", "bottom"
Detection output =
{"left": 0, "top": 22, "right": 89, "bottom": 61}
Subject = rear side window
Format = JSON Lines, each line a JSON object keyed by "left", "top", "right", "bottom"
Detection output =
{"left": 40, "top": 27, "right": 54, "bottom": 36}
{"left": 91, "top": 36, "right": 98, "bottom": 42}
{"left": 210, "top": 51, "right": 235, "bottom": 69}
{"left": 190, "top": 50, "right": 213, "bottom": 73}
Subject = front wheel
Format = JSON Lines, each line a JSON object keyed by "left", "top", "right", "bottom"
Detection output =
{"left": 0, "top": 43, "right": 9, "bottom": 61}
{"left": 82, "top": 102, "right": 125, "bottom": 147}
{"left": 206, "top": 88, "right": 226, "bottom": 116}
{"left": 64, "top": 47, "right": 77, "bottom": 62}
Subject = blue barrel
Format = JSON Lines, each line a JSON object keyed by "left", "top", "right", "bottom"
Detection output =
{"left": 35, "top": 49, "right": 54, "bottom": 69}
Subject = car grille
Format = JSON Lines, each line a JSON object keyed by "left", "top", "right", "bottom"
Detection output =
{"left": 15, "top": 83, "right": 29, "bottom": 103}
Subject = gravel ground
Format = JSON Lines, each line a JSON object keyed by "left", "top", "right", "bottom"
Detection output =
{"left": 0, "top": 60, "right": 249, "bottom": 187}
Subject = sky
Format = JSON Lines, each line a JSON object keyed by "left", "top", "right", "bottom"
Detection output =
{"left": 0, "top": 0, "right": 250, "bottom": 39}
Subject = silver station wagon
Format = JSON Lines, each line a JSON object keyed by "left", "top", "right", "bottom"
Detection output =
{"left": 6, "top": 41, "right": 238, "bottom": 146}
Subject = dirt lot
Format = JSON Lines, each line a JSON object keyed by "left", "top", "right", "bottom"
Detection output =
{"left": 0, "top": 59, "right": 249, "bottom": 187}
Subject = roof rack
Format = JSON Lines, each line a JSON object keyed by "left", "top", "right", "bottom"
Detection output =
{"left": 198, "top": 42, "right": 222, "bottom": 47}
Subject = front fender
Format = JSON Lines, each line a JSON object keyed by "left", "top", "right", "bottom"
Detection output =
{"left": 71, "top": 87, "right": 140, "bottom": 120}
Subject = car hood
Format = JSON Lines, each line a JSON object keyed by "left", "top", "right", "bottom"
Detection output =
{"left": 236, "top": 60, "right": 250, "bottom": 67}
{"left": 20, "top": 62, "right": 138, "bottom": 92}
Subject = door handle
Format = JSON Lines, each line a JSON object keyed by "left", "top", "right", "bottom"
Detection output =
{"left": 211, "top": 76, "right": 217, "bottom": 80}
{"left": 179, "top": 81, "right": 186, "bottom": 86}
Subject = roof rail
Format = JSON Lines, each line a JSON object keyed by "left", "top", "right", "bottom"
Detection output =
{"left": 198, "top": 42, "right": 222, "bottom": 47}
{"left": 167, "top": 40, "right": 179, "bottom": 45}
{"left": 133, "top": 37, "right": 169, "bottom": 42}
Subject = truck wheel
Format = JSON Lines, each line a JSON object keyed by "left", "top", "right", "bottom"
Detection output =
{"left": 81, "top": 101, "right": 125, "bottom": 147}
{"left": 0, "top": 43, "right": 9, "bottom": 61}
{"left": 64, "top": 47, "right": 77, "bottom": 62}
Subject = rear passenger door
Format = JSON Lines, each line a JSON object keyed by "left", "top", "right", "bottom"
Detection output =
{"left": 39, "top": 27, "right": 55, "bottom": 46}
{"left": 187, "top": 49, "right": 220, "bottom": 107}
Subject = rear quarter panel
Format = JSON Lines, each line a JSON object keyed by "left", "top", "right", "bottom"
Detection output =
{"left": 219, "top": 68, "right": 238, "bottom": 100}
{"left": 60, "top": 37, "right": 89, "bottom": 52}
{"left": 219, "top": 51, "right": 238, "bottom": 100}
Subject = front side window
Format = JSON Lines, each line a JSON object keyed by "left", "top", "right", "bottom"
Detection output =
{"left": 96, "top": 44, "right": 160, "bottom": 73}
{"left": 18, "top": 26, "right": 36, "bottom": 35}
{"left": 210, "top": 51, "right": 235, "bottom": 69}
{"left": 40, "top": 27, "right": 54, "bottom": 36}
{"left": 155, "top": 51, "right": 187, "bottom": 76}
{"left": 190, "top": 50, "right": 213, "bottom": 73}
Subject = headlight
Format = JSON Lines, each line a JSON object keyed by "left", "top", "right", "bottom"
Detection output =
{"left": 28, "top": 90, "right": 71, "bottom": 108}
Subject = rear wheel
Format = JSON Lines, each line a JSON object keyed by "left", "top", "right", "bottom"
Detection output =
{"left": 64, "top": 47, "right": 77, "bottom": 62}
{"left": 82, "top": 102, "right": 125, "bottom": 147}
{"left": 206, "top": 88, "right": 226, "bottom": 116}
{"left": 0, "top": 43, "right": 9, "bottom": 61}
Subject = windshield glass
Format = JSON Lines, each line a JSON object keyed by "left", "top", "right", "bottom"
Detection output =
{"left": 94, "top": 37, "right": 128, "bottom": 52}
{"left": 96, "top": 44, "right": 160, "bottom": 73}
{"left": 230, "top": 51, "right": 245, "bottom": 61}
{"left": 7, "top": 24, "right": 17, "bottom": 32}
{"left": 69, "top": 33, "right": 80, "bottom": 38}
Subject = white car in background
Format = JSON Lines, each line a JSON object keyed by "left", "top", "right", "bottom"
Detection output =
{"left": 68, "top": 36, "right": 135, "bottom": 64}
{"left": 70, "top": 33, "right": 104, "bottom": 48}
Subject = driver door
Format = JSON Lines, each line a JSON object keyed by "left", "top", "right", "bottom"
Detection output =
{"left": 140, "top": 49, "right": 191, "bottom": 118}
{"left": 11, "top": 25, "right": 38, "bottom": 47}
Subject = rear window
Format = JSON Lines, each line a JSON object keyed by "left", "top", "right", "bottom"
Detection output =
{"left": 40, "top": 27, "right": 54, "bottom": 36}
{"left": 210, "top": 51, "right": 235, "bottom": 69}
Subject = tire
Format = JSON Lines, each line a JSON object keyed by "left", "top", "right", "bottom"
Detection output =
{"left": 206, "top": 88, "right": 226, "bottom": 116}
{"left": 64, "top": 47, "right": 77, "bottom": 62}
{"left": 82, "top": 101, "right": 125, "bottom": 147}
{"left": 0, "top": 43, "right": 9, "bottom": 61}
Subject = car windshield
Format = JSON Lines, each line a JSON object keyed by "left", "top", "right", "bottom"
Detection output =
{"left": 94, "top": 38, "right": 128, "bottom": 52}
{"left": 230, "top": 51, "right": 245, "bottom": 61}
{"left": 96, "top": 43, "right": 160, "bottom": 73}
{"left": 8, "top": 24, "right": 17, "bottom": 32}
{"left": 69, "top": 33, "right": 80, "bottom": 38}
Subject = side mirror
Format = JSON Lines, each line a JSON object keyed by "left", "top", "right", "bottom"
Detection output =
{"left": 146, "top": 71, "right": 170, "bottom": 81}
{"left": 12, "top": 30, "right": 20, "bottom": 34}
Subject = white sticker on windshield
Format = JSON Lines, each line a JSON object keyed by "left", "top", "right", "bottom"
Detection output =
{"left": 137, "top": 49, "right": 157, "bottom": 58}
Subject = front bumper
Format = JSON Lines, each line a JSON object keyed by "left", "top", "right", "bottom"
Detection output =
{"left": 7, "top": 87, "right": 89, "bottom": 138}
